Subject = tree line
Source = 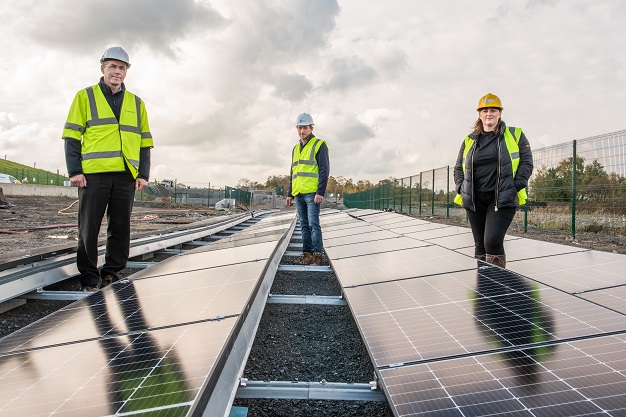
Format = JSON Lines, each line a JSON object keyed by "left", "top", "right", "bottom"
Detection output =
{"left": 237, "top": 175, "right": 382, "bottom": 197}
{"left": 529, "top": 156, "right": 626, "bottom": 202}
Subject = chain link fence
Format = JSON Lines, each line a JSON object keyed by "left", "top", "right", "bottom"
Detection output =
{"left": 136, "top": 183, "right": 280, "bottom": 211}
{"left": 344, "top": 130, "right": 626, "bottom": 239}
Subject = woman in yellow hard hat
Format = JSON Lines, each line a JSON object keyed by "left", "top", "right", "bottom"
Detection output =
{"left": 453, "top": 93, "right": 533, "bottom": 268}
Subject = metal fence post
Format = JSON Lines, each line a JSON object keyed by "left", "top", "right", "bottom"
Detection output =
{"left": 409, "top": 176, "right": 413, "bottom": 215}
{"left": 399, "top": 178, "right": 404, "bottom": 213}
{"left": 572, "top": 140, "right": 577, "bottom": 239}
{"left": 446, "top": 166, "right": 450, "bottom": 219}
{"left": 431, "top": 169, "right": 435, "bottom": 216}
{"left": 419, "top": 172, "right": 423, "bottom": 216}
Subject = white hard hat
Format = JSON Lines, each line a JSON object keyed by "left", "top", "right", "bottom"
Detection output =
{"left": 100, "top": 46, "right": 131, "bottom": 68}
{"left": 295, "top": 113, "right": 314, "bottom": 126}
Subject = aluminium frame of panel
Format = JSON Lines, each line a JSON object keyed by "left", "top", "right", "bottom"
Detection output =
{"left": 193, "top": 214, "right": 297, "bottom": 417}
{"left": 0, "top": 212, "right": 258, "bottom": 304}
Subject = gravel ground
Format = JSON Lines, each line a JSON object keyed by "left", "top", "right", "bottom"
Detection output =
{"left": 232, "top": 261, "right": 394, "bottom": 417}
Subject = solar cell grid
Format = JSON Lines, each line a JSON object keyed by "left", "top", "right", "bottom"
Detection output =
{"left": 331, "top": 245, "right": 476, "bottom": 286}
{"left": 455, "top": 237, "right": 588, "bottom": 262}
{"left": 324, "top": 230, "right": 401, "bottom": 248}
{"left": 387, "top": 223, "right": 453, "bottom": 235}
{"left": 0, "top": 318, "right": 237, "bottom": 417}
{"left": 327, "top": 209, "right": 626, "bottom": 416}
{"left": 507, "top": 250, "right": 626, "bottom": 293}
{"left": 318, "top": 218, "right": 363, "bottom": 229}
{"left": 424, "top": 234, "right": 522, "bottom": 251}
{"left": 0, "top": 261, "right": 264, "bottom": 354}
{"left": 364, "top": 216, "right": 432, "bottom": 228}
{"left": 578, "top": 286, "right": 626, "bottom": 315}
{"left": 343, "top": 266, "right": 626, "bottom": 368}
{"left": 403, "top": 225, "right": 472, "bottom": 241}
{"left": 323, "top": 224, "right": 385, "bottom": 239}
{"left": 379, "top": 334, "right": 626, "bottom": 417}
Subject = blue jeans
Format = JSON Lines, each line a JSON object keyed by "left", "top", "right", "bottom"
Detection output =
{"left": 295, "top": 193, "right": 323, "bottom": 253}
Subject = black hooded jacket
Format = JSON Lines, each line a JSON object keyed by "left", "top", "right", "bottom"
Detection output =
{"left": 453, "top": 121, "right": 533, "bottom": 211}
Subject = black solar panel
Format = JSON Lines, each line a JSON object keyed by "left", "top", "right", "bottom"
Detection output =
{"left": 507, "top": 250, "right": 626, "bottom": 293}
{"left": 344, "top": 266, "right": 626, "bottom": 368}
{"left": 328, "top": 209, "right": 626, "bottom": 416}
{"left": 455, "top": 237, "right": 588, "bottom": 262}
{"left": 324, "top": 230, "right": 402, "bottom": 247}
{"left": 0, "top": 318, "right": 238, "bottom": 417}
{"left": 379, "top": 333, "right": 626, "bottom": 417}
{"left": 332, "top": 245, "right": 476, "bottom": 286}
{"left": 579, "top": 286, "right": 626, "bottom": 315}
{"left": 0, "top": 261, "right": 265, "bottom": 354}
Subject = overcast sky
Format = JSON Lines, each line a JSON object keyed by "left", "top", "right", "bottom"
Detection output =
{"left": 1, "top": 0, "right": 625, "bottom": 188}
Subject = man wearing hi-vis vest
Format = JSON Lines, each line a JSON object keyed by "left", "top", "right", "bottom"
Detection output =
{"left": 286, "top": 113, "right": 330, "bottom": 266}
{"left": 453, "top": 93, "right": 533, "bottom": 269}
{"left": 62, "top": 46, "right": 154, "bottom": 291}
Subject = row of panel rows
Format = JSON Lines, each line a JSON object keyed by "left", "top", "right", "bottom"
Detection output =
{"left": 321, "top": 209, "right": 626, "bottom": 417}
{"left": 0, "top": 212, "right": 296, "bottom": 417}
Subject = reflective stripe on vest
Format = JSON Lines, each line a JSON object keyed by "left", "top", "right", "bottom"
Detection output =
{"left": 63, "top": 85, "right": 153, "bottom": 178}
{"left": 454, "top": 126, "right": 527, "bottom": 205}
{"left": 291, "top": 138, "right": 326, "bottom": 195}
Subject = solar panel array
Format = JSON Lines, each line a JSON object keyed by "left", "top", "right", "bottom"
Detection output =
{"left": 0, "top": 212, "right": 295, "bottom": 417}
{"left": 321, "top": 209, "right": 626, "bottom": 417}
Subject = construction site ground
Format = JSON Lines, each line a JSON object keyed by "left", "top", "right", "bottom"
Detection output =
{"left": 1, "top": 194, "right": 625, "bottom": 257}
{"left": 0, "top": 194, "right": 250, "bottom": 257}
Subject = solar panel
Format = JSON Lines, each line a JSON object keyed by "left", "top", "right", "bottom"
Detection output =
{"left": 0, "top": 318, "right": 238, "bottom": 417}
{"left": 331, "top": 245, "right": 476, "bottom": 286}
{"left": 364, "top": 216, "right": 432, "bottom": 228}
{"left": 422, "top": 234, "right": 523, "bottom": 251}
{"left": 455, "top": 237, "right": 588, "bottom": 262}
{"left": 325, "top": 237, "right": 432, "bottom": 263}
{"left": 387, "top": 223, "right": 453, "bottom": 235}
{"left": 0, "top": 212, "right": 295, "bottom": 416}
{"left": 324, "top": 230, "right": 401, "bottom": 248}
{"left": 577, "top": 286, "right": 626, "bottom": 314}
{"left": 507, "top": 250, "right": 626, "bottom": 293}
{"left": 323, "top": 224, "right": 385, "bottom": 239}
{"left": 0, "top": 260, "right": 266, "bottom": 354}
{"left": 343, "top": 266, "right": 626, "bottom": 368}
{"left": 378, "top": 333, "right": 626, "bottom": 417}
{"left": 403, "top": 225, "right": 473, "bottom": 240}
{"left": 325, "top": 209, "right": 626, "bottom": 416}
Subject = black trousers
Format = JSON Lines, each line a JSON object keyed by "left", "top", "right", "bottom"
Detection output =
{"left": 465, "top": 191, "right": 516, "bottom": 258}
{"left": 77, "top": 172, "right": 135, "bottom": 287}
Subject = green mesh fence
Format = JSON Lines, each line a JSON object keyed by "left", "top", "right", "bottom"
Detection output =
{"left": 344, "top": 129, "right": 626, "bottom": 238}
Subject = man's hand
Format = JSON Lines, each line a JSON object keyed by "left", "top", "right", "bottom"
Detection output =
{"left": 314, "top": 194, "right": 324, "bottom": 204}
{"left": 70, "top": 174, "right": 87, "bottom": 188}
{"left": 286, "top": 197, "right": 293, "bottom": 207}
{"left": 136, "top": 178, "right": 149, "bottom": 190}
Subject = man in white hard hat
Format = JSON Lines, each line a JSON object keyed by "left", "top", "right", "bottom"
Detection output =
{"left": 286, "top": 113, "right": 330, "bottom": 266}
{"left": 62, "top": 46, "right": 154, "bottom": 291}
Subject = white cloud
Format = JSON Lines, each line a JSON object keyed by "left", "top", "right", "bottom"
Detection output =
{"left": 0, "top": 0, "right": 625, "bottom": 188}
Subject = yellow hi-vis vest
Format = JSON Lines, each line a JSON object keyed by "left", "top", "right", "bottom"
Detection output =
{"left": 62, "top": 84, "right": 154, "bottom": 179}
{"left": 454, "top": 127, "right": 528, "bottom": 206}
{"left": 291, "top": 137, "right": 327, "bottom": 196}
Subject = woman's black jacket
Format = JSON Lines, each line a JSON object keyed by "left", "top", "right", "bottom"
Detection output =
{"left": 453, "top": 122, "right": 533, "bottom": 212}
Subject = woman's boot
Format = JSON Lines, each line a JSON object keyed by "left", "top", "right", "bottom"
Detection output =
{"left": 485, "top": 253, "right": 506, "bottom": 268}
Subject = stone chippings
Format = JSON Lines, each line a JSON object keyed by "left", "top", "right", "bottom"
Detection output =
{"left": 232, "top": 263, "right": 394, "bottom": 416}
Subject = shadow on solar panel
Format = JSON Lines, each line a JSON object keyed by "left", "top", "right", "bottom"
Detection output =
{"left": 472, "top": 263, "right": 557, "bottom": 387}
{"left": 87, "top": 283, "right": 192, "bottom": 415}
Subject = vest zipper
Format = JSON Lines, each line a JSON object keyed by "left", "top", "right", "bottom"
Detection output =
{"left": 495, "top": 135, "right": 501, "bottom": 212}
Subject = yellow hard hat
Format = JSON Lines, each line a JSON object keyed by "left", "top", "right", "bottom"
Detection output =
{"left": 477, "top": 93, "right": 503, "bottom": 110}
